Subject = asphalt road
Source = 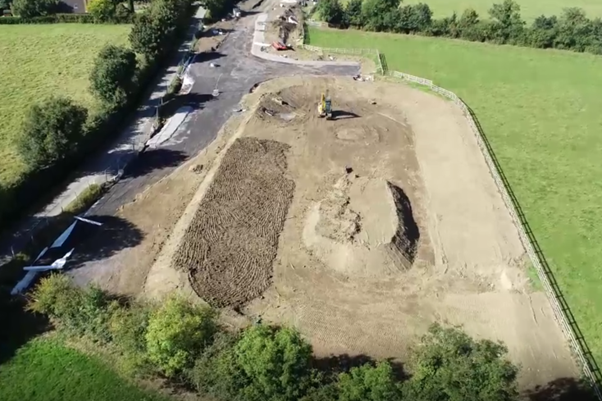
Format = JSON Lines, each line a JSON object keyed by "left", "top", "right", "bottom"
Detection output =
{"left": 90, "top": 10, "right": 359, "bottom": 216}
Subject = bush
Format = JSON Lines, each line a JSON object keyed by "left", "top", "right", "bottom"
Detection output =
{"left": 338, "top": 361, "right": 400, "bottom": 401}
{"left": 344, "top": 0, "right": 363, "bottom": 28}
{"left": 27, "top": 275, "right": 113, "bottom": 340}
{"left": 235, "top": 325, "right": 316, "bottom": 401}
{"left": 90, "top": 45, "right": 138, "bottom": 107}
{"left": 87, "top": 0, "right": 119, "bottom": 22}
{"left": 129, "top": 0, "right": 193, "bottom": 61}
{"left": 188, "top": 331, "right": 247, "bottom": 400}
{"left": 317, "top": 0, "right": 344, "bottom": 26}
{"left": 145, "top": 296, "right": 217, "bottom": 377}
{"left": 11, "top": 0, "right": 57, "bottom": 18}
{"left": 109, "top": 303, "right": 153, "bottom": 374}
{"left": 402, "top": 323, "right": 519, "bottom": 401}
{"left": 17, "top": 96, "right": 88, "bottom": 170}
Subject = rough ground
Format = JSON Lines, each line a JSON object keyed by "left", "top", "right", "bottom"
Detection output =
{"left": 88, "top": 76, "right": 578, "bottom": 389}
{"left": 173, "top": 137, "right": 295, "bottom": 307}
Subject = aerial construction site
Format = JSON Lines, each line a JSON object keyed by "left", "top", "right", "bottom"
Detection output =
{"left": 72, "top": 73, "right": 578, "bottom": 390}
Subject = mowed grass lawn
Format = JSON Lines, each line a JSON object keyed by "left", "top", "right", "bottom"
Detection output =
{"left": 0, "top": 24, "right": 130, "bottom": 188}
{"left": 0, "top": 339, "right": 171, "bottom": 401}
{"left": 308, "top": 27, "right": 602, "bottom": 365}
{"left": 403, "top": 0, "right": 602, "bottom": 21}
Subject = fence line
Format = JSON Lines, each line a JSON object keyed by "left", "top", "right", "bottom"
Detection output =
{"left": 300, "top": 41, "right": 602, "bottom": 398}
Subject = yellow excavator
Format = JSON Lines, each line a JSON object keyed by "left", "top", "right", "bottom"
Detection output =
{"left": 318, "top": 90, "right": 333, "bottom": 120}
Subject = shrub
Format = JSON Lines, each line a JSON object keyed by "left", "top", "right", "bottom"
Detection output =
{"left": 344, "top": 0, "right": 363, "bottom": 28}
{"left": 360, "top": 0, "right": 400, "bottom": 32}
{"left": 188, "top": 331, "right": 247, "bottom": 400}
{"left": 337, "top": 361, "right": 401, "bottom": 401}
{"left": 90, "top": 45, "right": 138, "bottom": 107}
{"left": 145, "top": 296, "right": 217, "bottom": 377}
{"left": 402, "top": 323, "right": 519, "bottom": 401}
{"left": 317, "top": 0, "right": 344, "bottom": 26}
{"left": 11, "top": 0, "right": 57, "bottom": 18}
{"left": 235, "top": 325, "right": 315, "bottom": 401}
{"left": 27, "top": 275, "right": 113, "bottom": 340}
{"left": 87, "top": 0, "right": 118, "bottom": 22}
{"left": 109, "top": 303, "right": 153, "bottom": 374}
{"left": 17, "top": 96, "right": 88, "bottom": 170}
{"left": 129, "top": 0, "right": 192, "bottom": 61}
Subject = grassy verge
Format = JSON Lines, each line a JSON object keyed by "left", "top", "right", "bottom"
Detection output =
{"left": 307, "top": 26, "right": 602, "bottom": 366}
{"left": 0, "top": 338, "right": 171, "bottom": 401}
{"left": 0, "top": 24, "right": 130, "bottom": 189}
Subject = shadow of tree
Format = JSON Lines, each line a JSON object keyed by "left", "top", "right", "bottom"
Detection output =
{"left": 67, "top": 214, "right": 144, "bottom": 269}
{"left": 0, "top": 292, "right": 48, "bottom": 367}
{"left": 525, "top": 377, "right": 598, "bottom": 401}
{"left": 121, "top": 148, "right": 189, "bottom": 179}
{"left": 312, "top": 353, "right": 406, "bottom": 382}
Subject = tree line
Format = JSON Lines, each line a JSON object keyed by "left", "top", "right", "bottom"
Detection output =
{"left": 317, "top": 0, "right": 602, "bottom": 55}
{"left": 30, "top": 274, "right": 522, "bottom": 401}
{"left": 0, "top": 0, "right": 202, "bottom": 227}
{"left": 15, "top": 0, "right": 192, "bottom": 170}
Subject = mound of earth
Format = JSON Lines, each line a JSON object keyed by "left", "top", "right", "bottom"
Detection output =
{"left": 303, "top": 174, "right": 419, "bottom": 277}
{"left": 172, "top": 137, "right": 295, "bottom": 307}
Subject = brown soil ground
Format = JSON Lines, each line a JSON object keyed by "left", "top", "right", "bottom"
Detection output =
{"left": 91, "top": 76, "right": 578, "bottom": 390}
{"left": 264, "top": 3, "right": 303, "bottom": 47}
{"left": 173, "top": 137, "right": 295, "bottom": 307}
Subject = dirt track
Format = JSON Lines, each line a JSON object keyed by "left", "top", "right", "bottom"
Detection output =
{"left": 111, "top": 76, "right": 577, "bottom": 389}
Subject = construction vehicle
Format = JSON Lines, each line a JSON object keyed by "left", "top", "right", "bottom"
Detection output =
{"left": 318, "top": 90, "right": 333, "bottom": 119}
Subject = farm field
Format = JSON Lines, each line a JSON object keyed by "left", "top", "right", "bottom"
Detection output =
{"left": 0, "top": 339, "right": 171, "bottom": 401}
{"left": 0, "top": 24, "right": 130, "bottom": 189}
{"left": 307, "top": 26, "right": 602, "bottom": 368}
{"left": 403, "top": 0, "right": 602, "bottom": 21}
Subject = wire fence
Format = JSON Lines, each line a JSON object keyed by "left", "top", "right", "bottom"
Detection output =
{"left": 299, "top": 41, "right": 602, "bottom": 398}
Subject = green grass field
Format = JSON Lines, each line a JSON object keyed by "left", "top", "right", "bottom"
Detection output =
{"left": 308, "top": 27, "right": 602, "bottom": 367}
{"left": 0, "top": 339, "right": 170, "bottom": 401}
{"left": 0, "top": 24, "right": 130, "bottom": 188}
{"left": 403, "top": 0, "right": 602, "bottom": 21}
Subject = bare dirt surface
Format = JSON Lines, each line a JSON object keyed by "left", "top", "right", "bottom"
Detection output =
{"left": 264, "top": 3, "right": 303, "bottom": 47}
{"left": 173, "top": 137, "right": 295, "bottom": 307}
{"left": 95, "top": 75, "right": 578, "bottom": 390}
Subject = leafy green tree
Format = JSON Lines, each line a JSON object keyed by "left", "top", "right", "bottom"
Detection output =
{"left": 338, "top": 361, "right": 401, "bottom": 401}
{"left": 555, "top": 8, "right": 596, "bottom": 52}
{"left": 89, "top": 44, "right": 137, "bottom": 106}
{"left": 189, "top": 332, "right": 247, "bottom": 400}
{"left": 318, "top": 0, "right": 344, "bottom": 25}
{"left": 205, "top": 0, "right": 231, "bottom": 22}
{"left": 344, "top": 0, "right": 363, "bottom": 28}
{"left": 129, "top": 0, "right": 191, "bottom": 60}
{"left": 0, "top": 0, "right": 10, "bottom": 13}
{"left": 395, "top": 3, "right": 432, "bottom": 33}
{"left": 17, "top": 97, "right": 87, "bottom": 169}
{"left": 361, "top": 0, "right": 400, "bottom": 31}
{"left": 87, "top": 0, "right": 118, "bottom": 21}
{"left": 488, "top": 0, "right": 525, "bottom": 43}
{"left": 129, "top": 13, "right": 164, "bottom": 59}
{"left": 235, "top": 324, "right": 315, "bottom": 401}
{"left": 145, "top": 296, "right": 217, "bottom": 377}
{"left": 300, "top": 384, "right": 339, "bottom": 401}
{"left": 11, "top": 0, "right": 57, "bottom": 17}
{"left": 403, "top": 324, "right": 519, "bottom": 401}
{"left": 524, "top": 15, "right": 558, "bottom": 48}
